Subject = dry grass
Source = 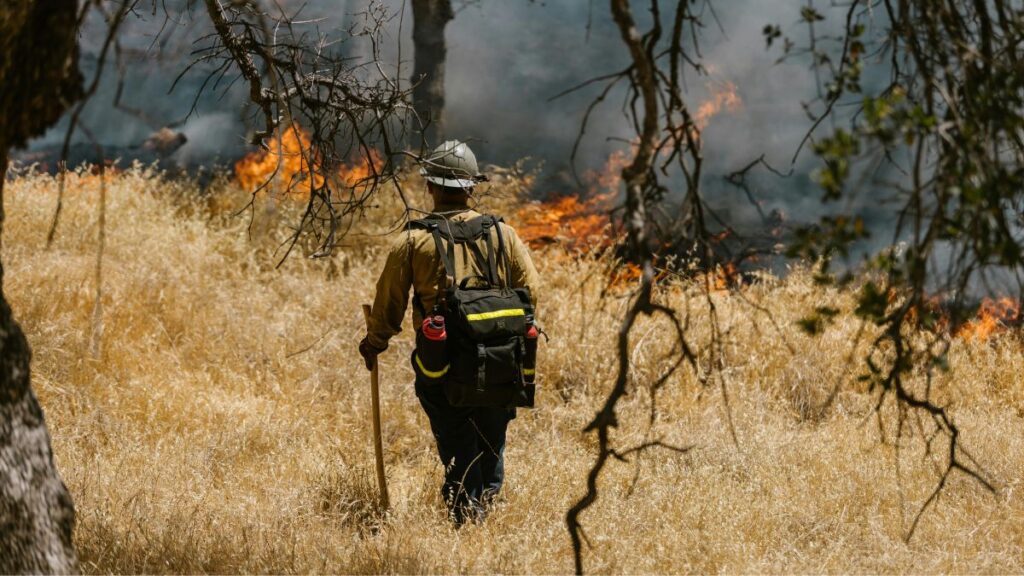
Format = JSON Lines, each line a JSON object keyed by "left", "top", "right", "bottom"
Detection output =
{"left": 4, "top": 166, "right": 1023, "bottom": 574}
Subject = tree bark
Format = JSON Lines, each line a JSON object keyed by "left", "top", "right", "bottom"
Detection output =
{"left": 0, "top": 1, "right": 83, "bottom": 572}
{"left": 411, "top": 0, "right": 454, "bottom": 146}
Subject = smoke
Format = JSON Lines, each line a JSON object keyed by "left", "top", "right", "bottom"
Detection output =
{"left": 29, "top": 1, "right": 871, "bottom": 234}
{"left": 174, "top": 112, "right": 247, "bottom": 166}
{"left": 28, "top": 2, "right": 251, "bottom": 160}
{"left": 379, "top": 0, "right": 858, "bottom": 237}
{"left": 19, "top": 2, "right": 1020, "bottom": 299}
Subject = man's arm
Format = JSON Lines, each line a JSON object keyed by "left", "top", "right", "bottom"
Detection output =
{"left": 366, "top": 233, "right": 414, "bottom": 350}
{"left": 505, "top": 225, "right": 541, "bottom": 306}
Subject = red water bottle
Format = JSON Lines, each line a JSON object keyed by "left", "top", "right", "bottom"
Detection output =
{"left": 416, "top": 314, "right": 449, "bottom": 379}
{"left": 518, "top": 316, "right": 538, "bottom": 407}
{"left": 422, "top": 315, "right": 447, "bottom": 341}
{"left": 523, "top": 317, "right": 538, "bottom": 384}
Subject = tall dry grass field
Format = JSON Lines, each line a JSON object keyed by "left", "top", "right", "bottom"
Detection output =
{"left": 3, "top": 167, "right": 1023, "bottom": 573}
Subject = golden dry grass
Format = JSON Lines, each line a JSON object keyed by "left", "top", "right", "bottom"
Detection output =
{"left": 3, "top": 166, "right": 1023, "bottom": 574}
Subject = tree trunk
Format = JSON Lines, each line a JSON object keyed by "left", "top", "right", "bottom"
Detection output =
{"left": 411, "top": 0, "right": 454, "bottom": 146}
{"left": 0, "top": 162, "right": 78, "bottom": 572}
{"left": 0, "top": 1, "right": 83, "bottom": 572}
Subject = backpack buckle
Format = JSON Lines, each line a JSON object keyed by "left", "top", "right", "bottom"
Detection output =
{"left": 476, "top": 344, "right": 487, "bottom": 392}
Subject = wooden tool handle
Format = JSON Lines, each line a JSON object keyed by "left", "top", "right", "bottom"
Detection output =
{"left": 362, "top": 304, "right": 390, "bottom": 511}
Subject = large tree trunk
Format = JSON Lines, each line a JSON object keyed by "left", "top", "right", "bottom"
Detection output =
{"left": 0, "top": 1, "right": 83, "bottom": 572}
{"left": 0, "top": 163, "right": 78, "bottom": 571}
{"left": 411, "top": 0, "right": 453, "bottom": 146}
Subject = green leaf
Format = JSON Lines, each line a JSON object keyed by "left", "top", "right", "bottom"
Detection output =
{"left": 800, "top": 6, "right": 826, "bottom": 22}
{"left": 855, "top": 281, "right": 889, "bottom": 323}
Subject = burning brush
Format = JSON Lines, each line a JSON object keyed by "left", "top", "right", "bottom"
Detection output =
{"left": 512, "top": 72, "right": 748, "bottom": 290}
{"left": 957, "top": 297, "right": 1022, "bottom": 341}
{"left": 905, "top": 292, "right": 1022, "bottom": 342}
{"left": 234, "top": 124, "right": 381, "bottom": 198}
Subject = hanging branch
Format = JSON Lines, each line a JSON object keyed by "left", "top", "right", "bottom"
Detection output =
{"left": 46, "top": 0, "right": 136, "bottom": 248}
{"left": 565, "top": 1, "right": 722, "bottom": 572}
{"left": 197, "top": 0, "right": 418, "bottom": 260}
{"left": 777, "top": 0, "right": 1011, "bottom": 541}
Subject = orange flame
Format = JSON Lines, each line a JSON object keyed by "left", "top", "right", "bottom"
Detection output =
{"left": 340, "top": 148, "right": 384, "bottom": 190}
{"left": 609, "top": 262, "right": 643, "bottom": 286}
{"left": 903, "top": 293, "right": 947, "bottom": 332}
{"left": 606, "top": 262, "right": 676, "bottom": 288}
{"left": 235, "top": 125, "right": 325, "bottom": 197}
{"left": 514, "top": 149, "right": 628, "bottom": 251}
{"left": 704, "top": 262, "right": 738, "bottom": 292}
{"left": 694, "top": 79, "right": 742, "bottom": 131}
{"left": 511, "top": 73, "right": 743, "bottom": 290}
{"left": 515, "top": 76, "right": 742, "bottom": 252}
{"left": 234, "top": 125, "right": 381, "bottom": 199}
{"left": 515, "top": 195, "right": 612, "bottom": 250}
{"left": 957, "top": 297, "right": 1021, "bottom": 341}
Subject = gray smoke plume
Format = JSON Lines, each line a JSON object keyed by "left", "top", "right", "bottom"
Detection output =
{"left": 27, "top": 1, "right": 868, "bottom": 239}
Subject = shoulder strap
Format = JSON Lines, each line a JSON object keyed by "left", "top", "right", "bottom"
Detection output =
{"left": 430, "top": 225, "right": 456, "bottom": 296}
{"left": 406, "top": 217, "right": 436, "bottom": 231}
{"left": 411, "top": 214, "right": 510, "bottom": 294}
{"left": 491, "top": 216, "right": 512, "bottom": 288}
{"left": 481, "top": 218, "right": 499, "bottom": 286}
{"left": 408, "top": 218, "right": 455, "bottom": 306}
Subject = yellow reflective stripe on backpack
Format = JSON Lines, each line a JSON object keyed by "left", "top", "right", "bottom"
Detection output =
{"left": 465, "top": 308, "right": 525, "bottom": 322}
{"left": 415, "top": 353, "right": 449, "bottom": 379}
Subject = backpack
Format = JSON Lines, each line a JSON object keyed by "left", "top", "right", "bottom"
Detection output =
{"left": 409, "top": 214, "right": 535, "bottom": 409}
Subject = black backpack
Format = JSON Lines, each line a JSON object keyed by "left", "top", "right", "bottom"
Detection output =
{"left": 409, "top": 214, "right": 535, "bottom": 408}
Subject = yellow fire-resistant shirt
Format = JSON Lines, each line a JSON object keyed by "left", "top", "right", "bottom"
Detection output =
{"left": 365, "top": 204, "right": 541, "bottom": 349}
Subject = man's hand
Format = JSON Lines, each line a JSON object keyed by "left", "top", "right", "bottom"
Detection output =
{"left": 359, "top": 337, "right": 387, "bottom": 371}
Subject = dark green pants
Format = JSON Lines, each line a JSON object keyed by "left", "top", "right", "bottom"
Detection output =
{"left": 415, "top": 380, "right": 513, "bottom": 524}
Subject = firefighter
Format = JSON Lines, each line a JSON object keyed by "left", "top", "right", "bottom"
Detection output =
{"left": 359, "top": 140, "right": 541, "bottom": 524}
